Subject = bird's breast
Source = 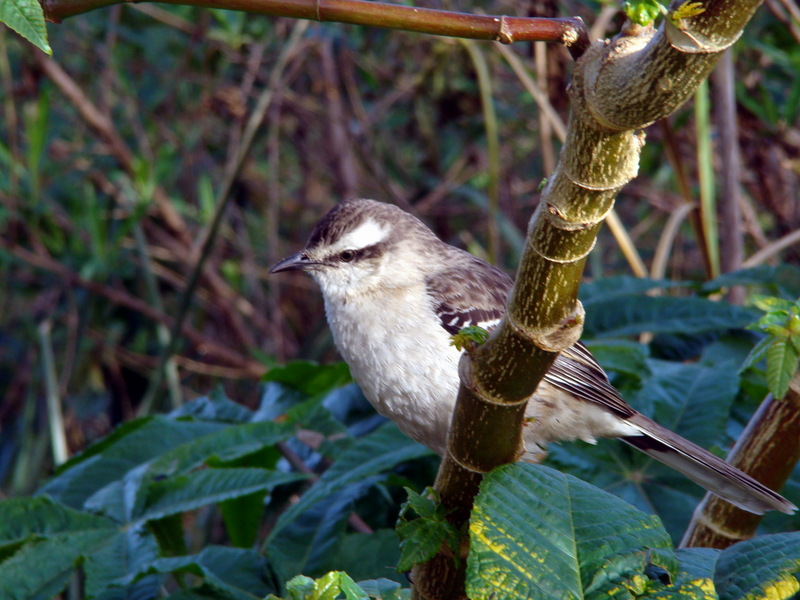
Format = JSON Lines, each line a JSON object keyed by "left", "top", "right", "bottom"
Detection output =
{"left": 323, "top": 286, "right": 460, "bottom": 454}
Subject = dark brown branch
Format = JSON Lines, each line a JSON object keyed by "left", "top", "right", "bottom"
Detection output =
{"left": 41, "top": 0, "right": 590, "bottom": 59}
{"left": 681, "top": 374, "right": 800, "bottom": 548}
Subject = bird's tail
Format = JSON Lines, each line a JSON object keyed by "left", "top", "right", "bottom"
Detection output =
{"left": 621, "top": 413, "right": 796, "bottom": 515}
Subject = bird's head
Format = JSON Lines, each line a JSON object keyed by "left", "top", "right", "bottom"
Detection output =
{"left": 270, "top": 199, "right": 442, "bottom": 299}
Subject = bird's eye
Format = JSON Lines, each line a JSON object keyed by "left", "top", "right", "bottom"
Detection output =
{"left": 339, "top": 250, "right": 356, "bottom": 262}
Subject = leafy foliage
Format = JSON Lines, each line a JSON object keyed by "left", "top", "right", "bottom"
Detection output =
{"left": 266, "top": 572, "right": 410, "bottom": 600}
{"left": 742, "top": 296, "right": 800, "bottom": 399}
{"left": 0, "top": 277, "right": 799, "bottom": 597}
{"left": 0, "top": 0, "right": 51, "bottom": 54}
{"left": 0, "top": 370, "right": 434, "bottom": 598}
{"left": 622, "top": 0, "right": 665, "bottom": 26}
{"left": 396, "top": 487, "right": 460, "bottom": 572}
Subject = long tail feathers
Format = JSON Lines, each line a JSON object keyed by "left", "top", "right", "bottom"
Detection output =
{"left": 621, "top": 414, "right": 797, "bottom": 515}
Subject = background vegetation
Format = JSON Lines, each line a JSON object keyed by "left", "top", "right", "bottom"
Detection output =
{"left": 1, "top": 0, "right": 800, "bottom": 597}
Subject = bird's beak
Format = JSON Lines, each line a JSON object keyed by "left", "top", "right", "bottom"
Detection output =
{"left": 269, "top": 252, "right": 317, "bottom": 274}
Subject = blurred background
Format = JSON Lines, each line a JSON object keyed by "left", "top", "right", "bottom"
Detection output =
{"left": 1, "top": 0, "right": 798, "bottom": 499}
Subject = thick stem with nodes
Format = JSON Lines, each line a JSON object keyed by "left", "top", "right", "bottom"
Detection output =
{"left": 681, "top": 372, "right": 800, "bottom": 549}
{"left": 413, "top": 1, "right": 771, "bottom": 598}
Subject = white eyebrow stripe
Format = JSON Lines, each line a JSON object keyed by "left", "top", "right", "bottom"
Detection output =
{"left": 336, "top": 219, "right": 390, "bottom": 251}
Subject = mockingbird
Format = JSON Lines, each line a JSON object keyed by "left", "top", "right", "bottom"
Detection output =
{"left": 271, "top": 198, "right": 795, "bottom": 515}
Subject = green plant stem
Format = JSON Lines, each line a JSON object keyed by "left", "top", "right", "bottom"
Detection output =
{"left": 39, "top": 319, "right": 68, "bottom": 466}
{"left": 41, "top": 0, "right": 589, "bottom": 57}
{"left": 694, "top": 78, "right": 720, "bottom": 278}
{"left": 462, "top": 40, "right": 500, "bottom": 265}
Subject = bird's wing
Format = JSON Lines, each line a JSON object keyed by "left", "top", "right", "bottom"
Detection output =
{"left": 544, "top": 343, "right": 636, "bottom": 418}
{"left": 425, "top": 253, "right": 512, "bottom": 335}
{"left": 426, "top": 253, "right": 632, "bottom": 417}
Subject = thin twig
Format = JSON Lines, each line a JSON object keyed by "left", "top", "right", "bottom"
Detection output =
{"left": 742, "top": 228, "right": 800, "bottom": 268}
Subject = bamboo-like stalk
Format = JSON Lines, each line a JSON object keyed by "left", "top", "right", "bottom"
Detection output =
{"left": 41, "top": 0, "right": 590, "bottom": 58}
{"left": 414, "top": 1, "right": 765, "bottom": 596}
{"left": 681, "top": 372, "right": 800, "bottom": 548}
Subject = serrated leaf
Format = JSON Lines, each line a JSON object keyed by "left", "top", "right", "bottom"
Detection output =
{"left": 739, "top": 335, "right": 772, "bottom": 373}
{"left": 467, "top": 463, "right": 676, "bottom": 600}
{"left": 750, "top": 295, "right": 796, "bottom": 314}
{"left": 125, "top": 546, "right": 271, "bottom": 600}
{"left": 39, "top": 417, "right": 227, "bottom": 509}
{"left": 83, "top": 527, "right": 161, "bottom": 597}
{"left": 396, "top": 488, "right": 459, "bottom": 572}
{"left": 715, "top": 532, "right": 800, "bottom": 600}
{"left": 265, "top": 476, "right": 380, "bottom": 582}
{"left": 0, "top": 496, "right": 115, "bottom": 542}
{"left": 138, "top": 468, "right": 306, "bottom": 522}
{"left": 266, "top": 423, "right": 432, "bottom": 546}
{"left": 766, "top": 339, "right": 799, "bottom": 399}
{"left": 0, "top": 529, "right": 117, "bottom": 599}
{"left": 583, "top": 296, "right": 758, "bottom": 339}
{"left": 0, "top": 0, "right": 52, "bottom": 55}
{"left": 703, "top": 265, "right": 800, "bottom": 298}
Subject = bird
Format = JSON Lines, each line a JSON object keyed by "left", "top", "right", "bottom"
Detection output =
{"left": 270, "top": 198, "right": 796, "bottom": 515}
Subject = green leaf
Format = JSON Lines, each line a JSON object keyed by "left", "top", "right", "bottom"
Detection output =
{"left": 704, "top": 265, "right": 800, "bottom": 299}
{"left": 766, "top": 338, "right": 799, "bottom": 400}
{"left": 127, "top": 546, "right": 272, "bottom": 600}
{"left": 739, "top": 335, "right": 773, "bottom": 373}
{"left": 271, "top": 573, "right": 410, "bottom": 600}
{"left": 583, "top": 296, "right": 758, "bottom": 339}
{"left": 583, "top": 340, "right": 651, "bottom": 381}
{"left": 143, "top": 420, "right": 294, "bottom": 479}
{"left": 396, "top": 488, "right": 459, "bottom": 572}
{"left": 317, "top": 531, "right": 403, "bottom": 584}
{"left": 263, "top": 361, "right": 351, "bottom": 398}
{"left": 83, "top": 527, "right": 161, "bottom": 597}
{"left": 40, "top": 417, "right": 227, "bottom": 509}
{"left": 750, "top": 295, "right": 797, "bottom": 314}
{"left": 171, "top": 389, "right": 255, "bottom": 422}
{"left": 715, "top": 532, "right": 800, "bottom": 600}
{"left": 0, "top": 0, "right": 52, "bottom": 55}
{"left": 276, "top": 571, "right": 371, "bottom": 600}
{"left": 0, "top": 529, "right": 117, "bottom": 599}
{"left": 0, "top": 496, "right": 115, "bottom": 543}
{"left": 623, "top": 0, "right": 664, "bottom": 26}
{"left": 266, "top": 478, "right": 376, "bottom": 581}
{"left": 266, "top": 424, "right": 432, "bottom": 546}
{"left": 138, "top": 468, "right": 307, "bottom": 522}
{"left": 467, "top": 463, "right": 676, "bottom": 600}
